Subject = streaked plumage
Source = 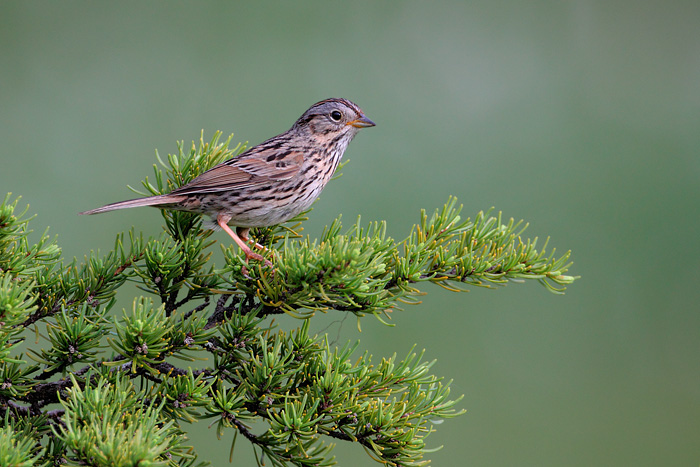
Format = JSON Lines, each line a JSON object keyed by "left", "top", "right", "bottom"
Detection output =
{"left": 80, "top": 98, "right": 375, "bottom": 263}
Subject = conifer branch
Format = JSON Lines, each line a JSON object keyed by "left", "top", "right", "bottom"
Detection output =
{"left": 0, "top": 132, "right": 577, "bottom": 466}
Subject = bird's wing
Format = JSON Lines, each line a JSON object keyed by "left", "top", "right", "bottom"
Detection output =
{"left": 170, "top": 151, "right": 304, "bottom": 195}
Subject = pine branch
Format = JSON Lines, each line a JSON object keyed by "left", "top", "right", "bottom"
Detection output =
{"left": 0, "top": 132, "right": 578, "bottom": 467}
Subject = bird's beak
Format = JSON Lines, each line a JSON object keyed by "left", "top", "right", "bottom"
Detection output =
{"left": 347, "top": 115, "right": 376, "bottom": 128}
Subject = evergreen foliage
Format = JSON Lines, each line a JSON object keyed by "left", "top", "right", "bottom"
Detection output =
{"left": 0, "top": 133, "right": 577, "bottom": 466}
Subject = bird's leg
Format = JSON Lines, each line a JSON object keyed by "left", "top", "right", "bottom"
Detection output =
{"left": 217, "top": 214, "right": 271, "bottom": 266}
{"left": 236, "top": 227, "right": 269, "bottom": 253}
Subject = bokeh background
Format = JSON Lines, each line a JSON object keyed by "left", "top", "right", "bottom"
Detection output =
{"left": 2, "top": 2, "right": 699, "bottom": 465}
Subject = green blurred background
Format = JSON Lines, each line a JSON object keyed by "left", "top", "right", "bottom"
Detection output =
{"left": 2, "top": 1, "right": 699, "bottom": 465}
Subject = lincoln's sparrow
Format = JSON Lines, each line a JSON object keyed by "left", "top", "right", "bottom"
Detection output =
{"left": 80, "top": 98, "right": 375, "bottom": 263}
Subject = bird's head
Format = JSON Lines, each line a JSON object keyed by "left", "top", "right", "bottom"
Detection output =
{"left": 292, "top": 98, "right": 375, "bottom": 146}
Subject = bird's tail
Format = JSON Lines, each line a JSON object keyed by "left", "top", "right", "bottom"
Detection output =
{"left": 78, "top": 194, "right": 186, "bottom": 215}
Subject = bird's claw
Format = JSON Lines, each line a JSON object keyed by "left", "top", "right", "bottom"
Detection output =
{"left": 240, "top": 251, "right": 274, "bottom": 278}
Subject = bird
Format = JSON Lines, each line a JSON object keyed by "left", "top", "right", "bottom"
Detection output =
{"left": 79, "top": 98, "right": 375, "bottom": 264}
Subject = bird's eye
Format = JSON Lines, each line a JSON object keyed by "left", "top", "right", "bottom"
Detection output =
{"left": 330, "top": 110, "right": 342, "bottom": 122}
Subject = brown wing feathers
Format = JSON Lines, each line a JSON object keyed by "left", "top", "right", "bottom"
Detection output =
{"left": 80, "top": 152, "right": 304, "bottom": 214}
{"left": 170, "top": 152, "right": 303, "bottom": 196}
